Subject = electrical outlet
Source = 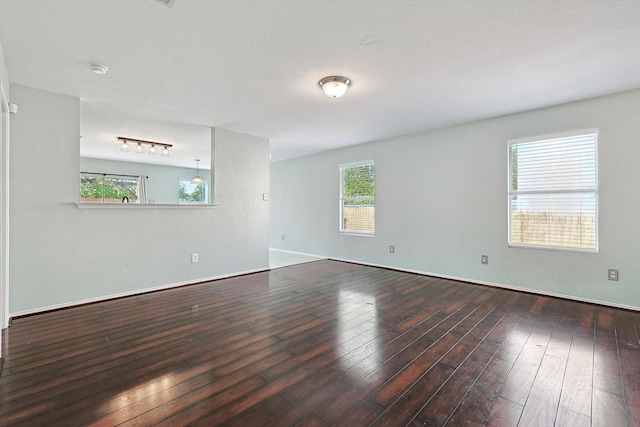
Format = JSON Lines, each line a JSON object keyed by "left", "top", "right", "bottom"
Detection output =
{"left": 608, "top": 269, "right": 618, "bottom": 281}
{"left": 390, "top": 245, "right": 395, "bottom": 253}
{"left": 191, "top": 253, "right": 199, "bottom": 263}
{"left": 481, "top": 255, "right": 489, "bottom": 265}
{"left": 263, "top": 193, "right": 268, "bottom": 201}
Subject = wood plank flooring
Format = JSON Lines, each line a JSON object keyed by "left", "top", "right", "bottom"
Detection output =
{"left": 1, "top": 260, "right": 639, "bottom": 426}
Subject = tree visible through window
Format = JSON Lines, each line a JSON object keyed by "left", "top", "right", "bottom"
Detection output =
{"left": 339, "top": 161, "right": 375, "bottom": 235}
{"left": 80, "top": 173, "right": 139, "bottom": 203}
{"left": 508, "top": 130, "right": 597, "bottom": 252}
{"left": 179, "top": 180, "right": 208, "bottom": 204}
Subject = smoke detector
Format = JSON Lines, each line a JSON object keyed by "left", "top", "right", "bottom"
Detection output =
{"left": 154, "top": 0, "right": 177, "bottom": 7}
{"left": 90, "top": 64, "right": 108, "bottom": 75}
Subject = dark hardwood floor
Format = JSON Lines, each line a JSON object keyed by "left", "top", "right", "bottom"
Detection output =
{"left": 1, "top": 260, "right": 639, "bottom": 426}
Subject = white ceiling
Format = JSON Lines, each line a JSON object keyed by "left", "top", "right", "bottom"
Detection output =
{"left": 1, "top": 0, "right": 639, "bottom": 167}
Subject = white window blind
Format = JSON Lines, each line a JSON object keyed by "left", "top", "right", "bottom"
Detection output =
{"left": 508, "top": 130, "right": 598, "bottom": 252}
{"left": 339, "top": 161, "right": 375, "bottom": 235}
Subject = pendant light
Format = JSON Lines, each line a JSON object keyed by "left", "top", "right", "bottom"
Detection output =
{"left": 191, "top": 159, "right": 205, "bottom": 184}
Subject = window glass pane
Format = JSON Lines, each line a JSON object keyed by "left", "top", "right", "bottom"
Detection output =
{"left": 179, "top": 180, "right": 208, "bottom": 204}
{"left": 340, "top": 162, "right": 375, "bottom": 235}
{"left": 510, "top": 193, "right": 596, "bottom": 250}
{"left": 341, "top": 203, "right": 375, "bottom": 233}
{"left": 80, "top": 173, "right": 139, "bottom": 203}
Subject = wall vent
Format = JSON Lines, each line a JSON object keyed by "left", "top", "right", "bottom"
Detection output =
{"left": 154, "top": 0, "right": 176, "bottom": 8}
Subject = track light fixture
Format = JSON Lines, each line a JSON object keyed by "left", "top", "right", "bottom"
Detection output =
{"left": 117, "top": 137, "right": 172, "bottom": 157}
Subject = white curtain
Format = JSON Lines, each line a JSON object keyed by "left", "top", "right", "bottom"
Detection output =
{"left": 138, "top": 175, "right": 147, "bottom": 204}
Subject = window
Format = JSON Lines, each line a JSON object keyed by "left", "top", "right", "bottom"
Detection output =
{"left": 508, "top": 130, "right": 597, "bottom": 252}
{"left": 339, "top": 161, "right": 375, "bottom": 235}
{"left": 80, "top": 173, "right": 139, "bottom": 203}
{"left": 179, "top": 180, "right": 208, "bottom": 204}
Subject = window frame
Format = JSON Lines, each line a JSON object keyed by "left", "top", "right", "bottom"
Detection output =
{"left": 507, "top": 129, "right": 598, "bottom": 253}
{"left": 339, "top": 160, "right": 375, "bottom": 236}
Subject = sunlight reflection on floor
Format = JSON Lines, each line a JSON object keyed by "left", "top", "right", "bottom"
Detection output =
{"left": 338, "top": 289, "right": 381, "bottom": 382}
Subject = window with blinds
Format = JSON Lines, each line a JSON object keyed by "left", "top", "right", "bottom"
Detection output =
{"left": 339, "top": 161, "right": 375, "bottom": 235}
{"left": 508, "top": 130, "right": 598, "bottom": 252}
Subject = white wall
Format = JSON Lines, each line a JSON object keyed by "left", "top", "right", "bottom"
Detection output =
{"left": 9, "top": 84, "right": 270, "bottom": 315}
{"left": 270, "top": 89, "right": 640, "bottom": 310}
{"left": 0, "top": 38, "right": 9, "bottom": 353}
{"left": 0, "top": 38, "right": 8, "bottom": 98}
{"left": 80, "top": 158, "right": 212, "bottom": 204}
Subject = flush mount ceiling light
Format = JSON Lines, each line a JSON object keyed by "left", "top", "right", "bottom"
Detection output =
{"left": 117, "top": 136, "right": 172, "bottom": 157}
{"left": 90, "top": 64, "right": 108, "bottom": 74}
{"left": 318, "top": 76, "right": 351, "bottom": 98}
{"left": 191, "top": 159, "right": 205, "bottom": 184}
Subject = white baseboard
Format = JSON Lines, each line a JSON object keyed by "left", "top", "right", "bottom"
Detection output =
{"left": 9, "top": 267, "right": 270, "bottom": 319}
{"left": 11, "top": 258, "right": 638, "bottom": 319}
{"left": 269, "top": 247, "right": 327, "bottom": 258}
{"left": 329, "top": 257, "right": 640, "bottom": 312}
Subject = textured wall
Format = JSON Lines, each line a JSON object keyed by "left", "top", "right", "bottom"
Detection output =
{"left": 271, "top": 89, "right": 640, "bottom": 310}
{"left": 9, "top": 84, "right": 270, "bottom": 315}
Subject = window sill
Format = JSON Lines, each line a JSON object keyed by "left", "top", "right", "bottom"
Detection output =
{"left": 75, "top": 203, "right": 217, "bottom": 209}
{"left": 339, "top": 231, "right": 375, "bottom": 237}
{"left": 508, "top": 242, "right": 597, "bottom": 254}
